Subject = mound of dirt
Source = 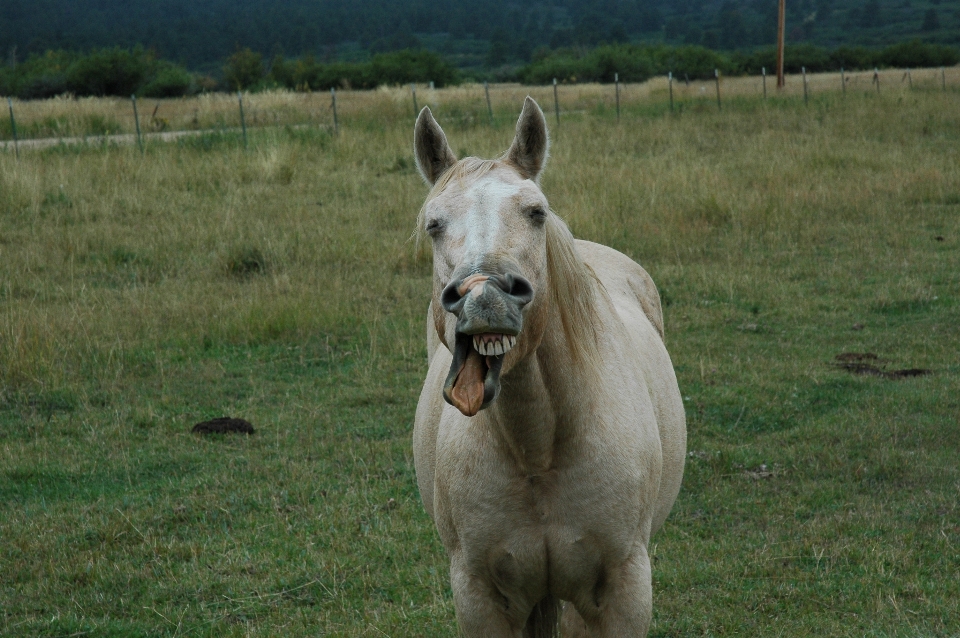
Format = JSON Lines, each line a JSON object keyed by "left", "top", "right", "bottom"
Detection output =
{"left": 192, "top": 417, "right": 255, "bottom": 435}
{"left": 831, "top": 353, "right": 931, "bottom": 380}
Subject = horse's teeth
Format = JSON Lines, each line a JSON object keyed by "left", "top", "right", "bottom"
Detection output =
{"left": 472, "top": 334, "right": 518, "bottom": 356}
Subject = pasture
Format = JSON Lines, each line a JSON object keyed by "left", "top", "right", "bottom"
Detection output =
{"left": 1, "top": 80, "right": 959, "bottom": 636}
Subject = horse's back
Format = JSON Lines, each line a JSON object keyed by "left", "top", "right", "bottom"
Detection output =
{"left": 575, "top": 239, "right": 686, "bottom": 535}
{"left": 575, "top": 239, "right": 663, "bottom": 340}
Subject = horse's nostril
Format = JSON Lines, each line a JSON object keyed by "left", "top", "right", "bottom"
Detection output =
{"left": 505, "top": 275, "right": 534, "bottom": 305}
{"left": 440, "top": 280, "right": 464, "bottom": 312}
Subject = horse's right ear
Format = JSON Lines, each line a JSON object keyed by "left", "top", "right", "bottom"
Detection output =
{"left": 414, "top": 107, "right": 457, "bottom": 186}
{"left": 505, "top": 96, "right": 549, "bottom": 182}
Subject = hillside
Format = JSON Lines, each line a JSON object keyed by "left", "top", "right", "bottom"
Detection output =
{"left": 2, "top": 0, "right": 960, "bottom": 72}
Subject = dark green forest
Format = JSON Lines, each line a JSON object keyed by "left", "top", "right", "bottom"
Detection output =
{"left": 1, "top": 1, "right": 959, "bottom": 98}
{"left": 4, "top": 0, "right": 960, "bottom": 72}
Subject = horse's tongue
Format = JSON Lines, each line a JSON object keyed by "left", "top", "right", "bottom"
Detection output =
{"left": 450, "top": 348, "right": 486, "bottom": 417}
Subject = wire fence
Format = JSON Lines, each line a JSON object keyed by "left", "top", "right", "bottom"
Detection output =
{"left": 2, "top": 66, "right": 958, "bottom": 155}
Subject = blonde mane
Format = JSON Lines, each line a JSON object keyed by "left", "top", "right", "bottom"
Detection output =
{"left": 545, "top": 212, "right": 603, "bottom": 368}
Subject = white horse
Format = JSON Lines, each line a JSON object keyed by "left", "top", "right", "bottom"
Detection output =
{"left": 413, "top": 97, "right": 686, "bottom": 637}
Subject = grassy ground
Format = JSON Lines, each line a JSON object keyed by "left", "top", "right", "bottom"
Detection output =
{"left": 1, "top": 85, "right": 958, "bottom": 637}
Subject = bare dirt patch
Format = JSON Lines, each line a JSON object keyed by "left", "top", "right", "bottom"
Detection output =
{"left": 832, "top": 353, "right": 931, "bottom": 380}
{"left": 192, "top": 417, "right": 255, "bottom": 435}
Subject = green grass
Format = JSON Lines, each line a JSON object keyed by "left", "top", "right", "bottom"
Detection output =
{"left": 1, "top": 88, "right": 959, "bottom": 636}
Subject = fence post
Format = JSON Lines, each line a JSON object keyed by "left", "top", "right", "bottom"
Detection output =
{"left": 762, "top": 67, "right": 767, "bottom": 99}
{"left": 776, "top": 0, "right": 786, "bottom": 89}
{"left": 714, "top": 69, "right": 721, "bottom": 110}
{"left": 237, "top": 91, "right": 248, "bottom": 148}
{"left": 330, "top": 88, "right": 338, "bottom": 135}
{"left": 484, "top": 81, "right": 494, "bottom": 125}
{"left": 411, "top": 83, "right": 418, "bottom": 115}
{"left": 614, "top": 73, "right": 620, "bottom": 121}
{"left": 874, "top": 68, "right": 880, "bottom": 94}
{"left": 131, "top": 95, "right": 144, "bottom": 154}
{"left": 841, "top": 67, "right": 846, "bottom": 96}
{"left": 942, "top": 67, "right": 947, "bottom": 91}
{"left": 802, "top": 67, "right": 808, "bottom": 105}
{"left": 553, "top": 78, "right": 560, "bottom": 126}
{"left": 907, "top": 68, "right": 912, "bottom": 89}
{"left": 7, "top": 98, "right": 19, "bottom": 161}
{"left": 669, "top": 72, "right": 674, "bottom": 112}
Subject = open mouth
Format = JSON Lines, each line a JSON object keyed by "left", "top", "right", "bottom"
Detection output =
{"left": 442, "top": 332, "right": 517, "bottom": 416}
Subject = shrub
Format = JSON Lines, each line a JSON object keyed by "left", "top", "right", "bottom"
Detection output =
{"left": 879, "top": 40, "right": 960, "bottom": 68}
{"left": 0, "top": 50, "right": 76, "bottom": 98}
{"left": 223, "top": 48, "right": 264, "bottom": 90}
{"left": 592, "top": 45, "right": 657, "bottom": 82}
{"left": 66, "top": 47, "right": 152, "bottom": 96}
{"left": 140, "top": 62, "right": 193, "bottom": 97}
{"left": 518, "top": 44, "right": 732, "bottom": 84}
{"left": 18, "top": 74, "right": 71, "bottom": 100}
{"left": 517, "top": 50, "right": 586, "bottom": 84}
{"left": 268, "top": 55, "right": 296, "bottom": 88}
{"left": 263, "top": 49, "right": 459, "bottom": 91}
{"left": 368, "top": 49, "right": 459, "bottom": 88}
{"left": 0, "top": 48, "right": 194, "bottom": 98}
{"left": 654, "top": 45, "right": 733, "bottom": 79}
{"left": 829, "top": 46, "right": 879, "bottom": 71}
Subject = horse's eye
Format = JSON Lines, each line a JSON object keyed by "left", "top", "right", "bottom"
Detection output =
{"left": 425, "top": 219, "right": 443, "bottom": 236}
{"left": 528, "top": 207, "right": 547, "bottom": 224}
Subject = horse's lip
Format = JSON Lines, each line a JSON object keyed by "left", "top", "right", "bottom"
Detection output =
{"left": 442, "top": 332, "right": 506, "bottom": 416}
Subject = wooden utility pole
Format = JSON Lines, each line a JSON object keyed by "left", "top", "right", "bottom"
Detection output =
{"left": 776, "top": 0, "right": 786, "bottom": 89}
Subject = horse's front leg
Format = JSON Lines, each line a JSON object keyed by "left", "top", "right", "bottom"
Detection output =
{"left": 449, "top": 552, "right": 531, "bottom": 638}
{"left": 561, "top": 544, "right": 653, "bottom": 637}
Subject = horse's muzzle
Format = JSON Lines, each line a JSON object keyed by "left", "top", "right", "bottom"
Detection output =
{"left": 440, "top": 271, "right": 533, "bottom": 416}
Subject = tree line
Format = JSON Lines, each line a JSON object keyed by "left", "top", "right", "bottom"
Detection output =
{"left": 519, "top": 40, "right": 960, "bottom": 85}
{"left": 1, "top": 40, "right": 957, "bottom": 100}
{"left": 0, "top": 48, "right": 460, "bottom": 99}
{"left": 3, "top": 1, "right": 959, "bottom": 75}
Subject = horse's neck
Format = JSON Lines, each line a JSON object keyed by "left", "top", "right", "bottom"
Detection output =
{"left": 486, "top": 301, "right": 607, "bottom": 474}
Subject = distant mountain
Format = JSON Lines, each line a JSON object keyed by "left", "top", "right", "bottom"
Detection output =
{"left": 2, "top": 1, "right": 959, "bottom": 72}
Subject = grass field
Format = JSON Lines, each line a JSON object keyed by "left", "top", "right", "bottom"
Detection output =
{"left": 1, "top": 81, "right": 959, "bottom": 637}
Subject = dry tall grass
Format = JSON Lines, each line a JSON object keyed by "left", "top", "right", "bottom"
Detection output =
{"left": 3, "top": 67, "right": 959, "bottom": 141}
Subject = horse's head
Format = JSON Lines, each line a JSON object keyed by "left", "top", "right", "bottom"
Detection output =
{"left": 415, "top": 97, "right": 552, "bottom": 417}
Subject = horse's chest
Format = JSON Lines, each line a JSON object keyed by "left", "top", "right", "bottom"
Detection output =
{"left": 439, "top": 459, "right": 644, "bottom": 603}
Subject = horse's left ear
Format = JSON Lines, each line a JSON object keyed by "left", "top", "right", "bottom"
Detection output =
{"left": 505, "top": 96, "right": 550, "bottom": 182}
{"left": 414, "top": 107, "right": 457, "bottom": 186}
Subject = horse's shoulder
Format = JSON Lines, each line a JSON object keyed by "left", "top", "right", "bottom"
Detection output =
{"left": 574, "top": 239, "right": 664, "bottom": 340}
